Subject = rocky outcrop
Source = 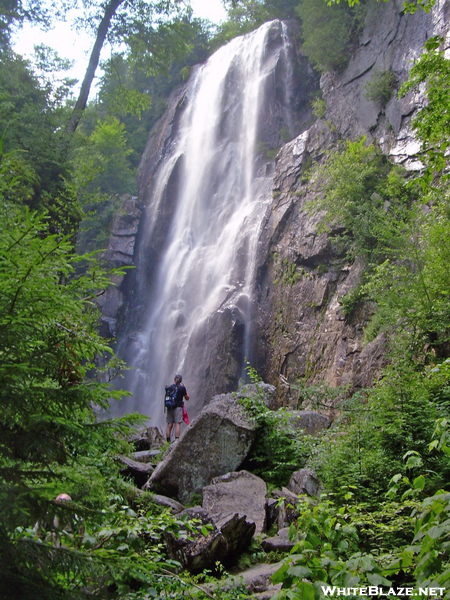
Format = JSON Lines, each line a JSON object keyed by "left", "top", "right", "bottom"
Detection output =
{"left": 321, "top": 0, "right": 450, "bottom": 164}
{"left": 129, "top": 426, "right": 165, "bottom": 451}
{"left": 182, "top": 307, "right": 246, "bottom": 415}
{"left": 254, "top": 122, "right": 378, "bottom": 403}
{"left": 146, "top": 386, "right": 273, "bottom": 503}
{"left": 272, "top": 487, "right": 303, "bottom": 529}
{"left": 97, "top": 194, "right": 141, "bottom": 338}
{"left": 250, "top": 1, "right": 450, "bottom": 406}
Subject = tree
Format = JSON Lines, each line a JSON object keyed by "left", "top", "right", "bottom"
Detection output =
{"left": 65, "top": 0, "right": 193, "bottom": 135}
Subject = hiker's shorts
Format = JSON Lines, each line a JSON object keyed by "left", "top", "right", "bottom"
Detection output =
{"left": 166, "top": 406, "right": 183, "bottom": 424}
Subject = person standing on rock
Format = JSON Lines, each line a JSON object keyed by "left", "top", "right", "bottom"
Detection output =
{"left": 165, "top": 374, "right": 189, "bottom": 442}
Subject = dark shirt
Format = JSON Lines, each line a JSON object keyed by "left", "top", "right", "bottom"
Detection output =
{"left": 171, "top": 383, "right": 187, "bottom": 407}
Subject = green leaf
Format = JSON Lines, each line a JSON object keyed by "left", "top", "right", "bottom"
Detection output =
{"left": 413, "top": 475, "right": 426, "bottom": 491}
{"left": 287, "top": 565, "right": 313, "bottom": 578}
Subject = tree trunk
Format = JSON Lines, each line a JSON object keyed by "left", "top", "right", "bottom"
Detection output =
{"left": 65, "top": 0, "right": 124, "bottom": 136}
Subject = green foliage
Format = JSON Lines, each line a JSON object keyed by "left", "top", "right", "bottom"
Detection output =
{"left": 339, "top": 283, "right": 367, "bottom": 318}
{"left": 400, "top": 36, "right": 450, "bottom": 186}
{"left": 297, "top": 0, "right": 366, "bottom": 73}
{"left": 364, "top": 68, "right": 397, "bottom": 108}
{"left": 239, "top": 365, "right": 311, "bottom": 487}
{"left": 0, "top": 50, "right": 81, "bottom": 233}
{"left": 271, "top": 495, "right": 393, "bottom": 598}
{"left": 211, "top": 0, "right": 298, "bottom": 49}
{"left": 311, "top": 97, "right": 326, "bottom": 119}
{"left": 0, "top": 197, "right": 248, "bottom": 599}
{"left": 294, "top": 381, "right": 348, "bottom": 411}
{"left": 82, "top": 117, "right": 136, "bottom": 196}
{"left": 311, "top": 358, "right": 450, "bottom": 503}
{"left": 309, "top": 138, "right": 417, "bottom": 265}
{"left": 363, "top": 194, "right": 450, "bottom": 354}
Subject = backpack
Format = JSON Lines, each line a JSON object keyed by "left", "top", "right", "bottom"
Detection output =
{"left": 164, "top": 384, "right": 178, "bottom": 411}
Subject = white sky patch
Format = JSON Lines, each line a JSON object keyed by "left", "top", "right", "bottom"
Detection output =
{"left": 12, "top": 0, "right": 227, "bottom": 96}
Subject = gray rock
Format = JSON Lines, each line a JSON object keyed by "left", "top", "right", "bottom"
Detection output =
{"left": 288, "top": 411, "right": 331, "bottom": 436}
{"left": 261, "top": 527, "right": 296, "bottom": 553}
{"left": 129, "top": 426, "right": 165, "bottom": 451}
{"left": 204, "top": 561, "right": 284, "bottom": 598}
{"left": 133, "top": 449, "right": 160, "bottom": 463}
{"left": 287, "top": 469, "right": 321, "bottom": 497}
{"left": 182, "top": 307, "right": 245, "bottom": 416}
{"left": 272, "top": 487, "right": 301, "bottom": 529}
{"left": 233, "top": 562, "right": 284, "bottom": 595}
{"left": 117, "top": 455, "right": 154, "bottom": 488}
{"left": 146, "top": 388, "right": 262, "bottom": 503}
{"left": 202, "top": 470, "right": 267, "bottom": 535}
{"left": 265, "top": 497, "right": 280, "bottom": 530}
{"left": 150, "top": 494, "right": 185, "bottom": 514}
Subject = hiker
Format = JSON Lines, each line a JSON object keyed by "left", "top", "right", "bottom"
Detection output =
{"left": 165, "top": 373, "right": 189, "bottom": 442}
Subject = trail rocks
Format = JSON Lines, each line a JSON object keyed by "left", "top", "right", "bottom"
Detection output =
{"left": 261, "top": 527, "right": 296, "bottom": 553}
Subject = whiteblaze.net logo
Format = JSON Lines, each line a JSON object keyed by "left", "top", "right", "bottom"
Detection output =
{"left": 321, "top": 586, "right": 446, "bottom": 597}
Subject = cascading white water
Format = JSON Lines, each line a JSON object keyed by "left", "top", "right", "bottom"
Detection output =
{"left": 120, "top": 20, "right": 294, "bottom": 426}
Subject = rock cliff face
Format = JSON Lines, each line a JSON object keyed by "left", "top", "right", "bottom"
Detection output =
{"left": 108, "top": 2, "right": 450, "bottom": 414}
{"left": 249, "top": 0, "right": 450, "bottom": 406}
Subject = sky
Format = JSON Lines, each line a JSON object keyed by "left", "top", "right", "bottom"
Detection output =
{"left": 13, "top": 0, "right": 228, "bottom": 94}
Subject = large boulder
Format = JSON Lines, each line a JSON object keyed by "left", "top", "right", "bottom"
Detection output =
{"left": 147, "top": 385, "right": 274, "bottom": 503}
{"left": 202, "top": 471, "right": 267, "bottom": 535}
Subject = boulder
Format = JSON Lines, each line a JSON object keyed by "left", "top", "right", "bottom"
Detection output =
{"left": 287, "top": 468, "right": 321, "bottom": 497}
{"left": 261, "top": 527, "right": 296, "bottom": 553}
{"left": 288, "top": 411, "right": 331, "bottom": 435}
{"left": 231, "top": 562, "right": 284, "bottom": 597}
{"left": 202, "top": 471, "right": 267, "bottom": 535}
{"left": 265, "top": 497, "right": 280, "bottom": 530}
{"left": 133, "top": 449, "right": 161, "bottom": 463}
{"left": 117, "top": 455, "right": 154, "bottom": 488}
{"left": 150, "top": 494, "right": 185, "bottom": 514}
{"left": 272, "top": 487, "right": 301, "bottom": 529}
{"left": 147, "top": 386, "right": 269, "bottom": 503}
{"left": 129, "top": 426, "right": 165, "bottom": 451}
{"left": 163, "top": 506, "right": 254, "bottom": 572}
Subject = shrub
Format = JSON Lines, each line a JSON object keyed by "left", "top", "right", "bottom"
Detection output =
{"left": 365, "top": 68, "right": 397, "bottom": 108}
{"left": 297, "top": 0, "right": 366, "bottom": 73}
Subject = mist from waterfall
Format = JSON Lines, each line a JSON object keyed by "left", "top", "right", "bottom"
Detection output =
{"left": 118, "top": 20, "right": 294, "bottom": 427}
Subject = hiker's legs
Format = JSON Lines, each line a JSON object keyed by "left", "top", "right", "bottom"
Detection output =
{"left": 174, "top": 422, "right": 181, "bottom": 438}
{"left": 166, "top": 422, "right": 173, "bottom": 441}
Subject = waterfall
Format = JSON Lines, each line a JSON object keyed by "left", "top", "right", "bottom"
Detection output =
{"left": 117, "top": 20, "right": 295, "bottom": 426}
